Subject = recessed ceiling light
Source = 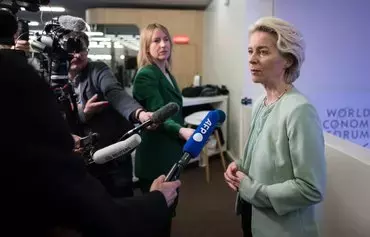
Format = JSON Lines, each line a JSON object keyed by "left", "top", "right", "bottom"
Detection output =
{"left": 89, "top": 37, "right": 112, "bottom": 42}
{"left": 86, "top": 32, "right": 104, "bottom": 37}
{"left": 39, "top": 6, "right": 66, "bottom": 12}
{"left": 28, "top": 21, "right": 39, "bottom": 26}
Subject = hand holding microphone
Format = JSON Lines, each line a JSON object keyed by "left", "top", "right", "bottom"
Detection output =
{"left": 119, "top": 102, "right": 180, "bottom": 141}
{"left": 179, "top": 127, "right": 195, "bottom": 141}
{"left": 135, "top": 109, "right": 157, "bottom": 130}
{"left": 150, "top": 175, "right": 181, "bottom": 207}
{"left": 165, "top": 110, "right": 226, "bottom": 182}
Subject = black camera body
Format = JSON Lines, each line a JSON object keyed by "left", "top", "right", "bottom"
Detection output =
{"left": 1, "top": 1, "right": 98, "bottom": 159}
{"left": 32, "top": 19, "right": 87, "bottom": 87}
{"left": 30, "top": 20, "right": 89, "bottom": 138}
{"left": 0, "top": 0, "right": 48, "bottom": 48}
{"left": 0, "top": 0, "right": 50, "bottom": 14}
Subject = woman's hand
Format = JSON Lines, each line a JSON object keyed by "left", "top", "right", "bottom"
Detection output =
{"left": 224, "top": 162, "right": 247, "bottom": 191}
{"left": 224, "top": 161, "right": 239, "bottom": 191}
{"left": 179, "top": 127, "right": 195, "bottom": 141}
{"left": 234, "top": 171, "right": 247, "bottom": 189}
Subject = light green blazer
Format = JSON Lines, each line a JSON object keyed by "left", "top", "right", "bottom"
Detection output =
{"left": 235, "top": 87, "right": 327, "bottom": 237}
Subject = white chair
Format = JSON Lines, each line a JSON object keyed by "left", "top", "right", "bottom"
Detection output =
{"left": 184, "top": 111, "right": 227, "bottom": 183}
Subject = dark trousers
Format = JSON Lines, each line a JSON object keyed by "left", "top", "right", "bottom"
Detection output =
{"left": 241, "top": 200, "right": 253, "bottom": 237}
{"left": 88, "top": 155, "right": 134, "bottom": 198}
{"left": 139, "top": 178, "right": 179, "bottom": 237}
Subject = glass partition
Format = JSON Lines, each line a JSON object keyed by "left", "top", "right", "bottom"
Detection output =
{"left": 88, "top": 24, "right": 140, "bottom": 88}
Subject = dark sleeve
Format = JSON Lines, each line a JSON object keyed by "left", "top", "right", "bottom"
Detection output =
{"left": 1, "top": 52, "right": 170, "bottom": 237}
{"left": 94, "top": 62, "right": 142, "bottom": 120}
{"left": 133, "top": 69, "right": 182, "bottom": 138}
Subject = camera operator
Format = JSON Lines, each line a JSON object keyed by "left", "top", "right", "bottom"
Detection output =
{"left": 1, "top": 46, "right": 181, "bottom": 237}
{"left": 66, "top": 31, "right": 154, "bottom": 198}
{"left": 0, "top": 8, "right": 30, "bottom": 52}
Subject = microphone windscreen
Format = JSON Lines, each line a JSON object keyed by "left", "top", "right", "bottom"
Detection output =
{"left": 58, "top": 15, "right": 90, "bottom": 32}
{"left": 183, "top": 110, "right": 226, "bottom": 158}
{"left": 216, "top": 109, "right": 226, "bottom": 123}
{"left": 92, "top": 134, "right": 141, "bottom": 164}
{"left": 151, "top": 102, "right": 180, "bottom": 123}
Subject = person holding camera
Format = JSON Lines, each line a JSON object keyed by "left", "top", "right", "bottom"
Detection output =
{"left": 0, "top": 8, "right": 30, "bottom": 52}
{"left": 1, "top": 6, "right": 183, "bottom": 237}
{"left": 0, "top": 37, "right": 181, "bottom": 237}
{"left": 65, "top": 31, "right": 154, "bottom": 199}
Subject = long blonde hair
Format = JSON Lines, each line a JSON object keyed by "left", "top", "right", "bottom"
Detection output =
{"left": 137, "top": 23, "right": 173, "bottom": 69}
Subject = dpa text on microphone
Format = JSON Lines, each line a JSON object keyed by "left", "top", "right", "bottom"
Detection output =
{"left": 87, "top": 134, "right": 142, "bottom": 165}
{"left": 165, "top": 110, "right": 226, "bottom": 182}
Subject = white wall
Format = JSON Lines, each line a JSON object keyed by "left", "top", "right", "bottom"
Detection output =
{"left": 203, "top": 0, "right": 273, "bottom": 158}
{"left": 274, "top": 0, "right": 370, "bottom": 151}
{"left": 323, "top": 134, "right": 370, "bottom": 236}
{"left": 204, "top": 1, "right": 370, "bottom": 236}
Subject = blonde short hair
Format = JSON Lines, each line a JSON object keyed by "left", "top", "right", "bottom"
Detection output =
{"left": 137, "top": 23, "right": 173, "bottom": 69}
{"left": 249, "top": 17, "right": 305, "bottom": 83}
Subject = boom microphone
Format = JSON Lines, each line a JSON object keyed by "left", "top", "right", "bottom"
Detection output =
{"left": 58, "top": 15, "right": 90, "bottom": 32}
{"left": 89, "top": 134, "right": 141, "bottom": 165}
{"left": 118, "top": 102, "right": 180, "bottom": 141}
{"left": 165, "top": 110, "right": 226, "bottom": 181}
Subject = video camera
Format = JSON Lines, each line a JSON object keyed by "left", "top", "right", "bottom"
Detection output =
{"left": 0, "top": 0, "right": 49, "bottom": 47}
{"left": 30, "top": 17, "right": 97, "bottom": 160}
{"left": 31, "top": 19, "right": 88, "bottom": 87}
{"left": 1, "top": 1, "right": 98, "bottom": 161}
{"left": 0, "top": 0, "right": 49, "bottom": 13}
{"left": 30, "top": 17, "right": 89, "bottom": 136}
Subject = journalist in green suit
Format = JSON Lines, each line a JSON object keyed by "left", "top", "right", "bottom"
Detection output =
{"left": 224, "top": 17, "right": 326, "bottom": 237}
{"left": 133, "top": 23, "right": 194, "bottom": 237}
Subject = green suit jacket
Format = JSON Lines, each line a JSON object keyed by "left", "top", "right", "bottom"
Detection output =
{"left": 133, "top": 64, "right": 185, "bottom": 180}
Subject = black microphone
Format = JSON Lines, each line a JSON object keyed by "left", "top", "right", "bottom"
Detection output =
{"left": 118, "top": 102, "right": 180, "bottom": 141}
{"left": 165, "top": 110, "right": 226, "bottom": 182}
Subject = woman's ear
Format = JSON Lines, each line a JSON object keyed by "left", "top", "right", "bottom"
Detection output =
{"left": 284, "top": 55, "right": 294, "bottom": 69}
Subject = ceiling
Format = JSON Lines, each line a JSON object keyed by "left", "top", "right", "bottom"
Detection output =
{"left": 17, "top": 0, "right": 211, "bottom": 31}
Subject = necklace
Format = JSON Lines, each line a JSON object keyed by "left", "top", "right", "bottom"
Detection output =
{"left": 264, "top": 85, "right": 292, "bottom": 106}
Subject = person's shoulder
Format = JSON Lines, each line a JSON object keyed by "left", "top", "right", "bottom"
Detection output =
{"left": 0, "top": 50, "right": 39, "bottom": 81}
{"left": 282, "top": 87, "right": 319, "bottom": 119}
{"left": 0, "top": 50, "right": 28, "bottom": 67}
{"left": 136, "top": 64, "right": 160, "bottom": 76}
{"left": 88, "top": 60, "right": 110, "bottom": 71}
{"left": 282, "top": 87, "right": 312, "bottom": 109}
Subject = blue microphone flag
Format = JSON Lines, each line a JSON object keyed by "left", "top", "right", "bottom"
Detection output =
{"left": 183, "top": 110, "right": 226, "bottom": 158}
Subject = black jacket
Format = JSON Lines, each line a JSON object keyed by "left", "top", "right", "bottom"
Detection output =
{"left": 77, "top": 61, "right": 141, "bottom": 148}
{"left": 0, "top": 51, "right": 170, "bottom": 236}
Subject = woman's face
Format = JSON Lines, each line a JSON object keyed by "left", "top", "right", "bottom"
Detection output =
{"left": 248, "top": 31, "right": 288, "bottom": 84}
{"left": 149, "top": 29, "right": 171, "bottom": 62}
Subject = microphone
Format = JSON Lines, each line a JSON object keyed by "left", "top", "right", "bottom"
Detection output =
{"left": 58, "top": 15, "right": 90, "bottom": 32}
{"left": 165, "top": 110, "right": 226, "bottom": 181}
{"left": 118, "top": 102, "right": 180, "bottom": 141}
{"left": 89, "top": 134, "right": 141, "bottom": 165}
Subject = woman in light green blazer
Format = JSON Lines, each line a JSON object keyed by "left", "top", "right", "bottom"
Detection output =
{"left": 224, "top": 17, "right": 326, "bottom": 237}
{"left": 133, "top": 23, "right": 194, "bottom": 237}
